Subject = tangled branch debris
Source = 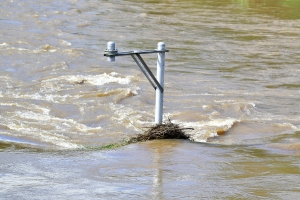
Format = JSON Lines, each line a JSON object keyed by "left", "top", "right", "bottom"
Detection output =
{"left": 99, "top": 120, "right": 194, "bottom": 150}
{"left": 128, "top": 121, "right": 193, "bottom": 143}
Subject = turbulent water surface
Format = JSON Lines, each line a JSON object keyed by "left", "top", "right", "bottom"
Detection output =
{"left": 1, "top": 0, "right": 300, "bottom": 199}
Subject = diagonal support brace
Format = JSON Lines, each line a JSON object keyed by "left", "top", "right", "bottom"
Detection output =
{"left": 131, "top": 53, "right": 164, "bottom": 93}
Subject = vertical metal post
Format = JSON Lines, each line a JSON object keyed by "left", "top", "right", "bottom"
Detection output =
{"left": 107, "top": 41, "right": 116, "bottom": 62}
{"left": 155, "top": 42, "right": 165, "bottom": 124}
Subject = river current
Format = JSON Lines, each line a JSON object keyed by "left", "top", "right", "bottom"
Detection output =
{"left": 1, "top": 0, "right": 300, "bottom": 199}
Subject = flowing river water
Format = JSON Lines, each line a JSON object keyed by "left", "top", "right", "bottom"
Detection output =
{"left": 1, "top": 0, "right": 300, "bottom": 199}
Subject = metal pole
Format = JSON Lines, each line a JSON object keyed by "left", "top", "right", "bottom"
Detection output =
{"left": 104, "top": 41, "right": 167, "bottom": 124}
{"left": 155, "top": 42, "right": 165, "bottom": 124}
{"left": 107, "top": 41, "right": 116, "bottom": 62}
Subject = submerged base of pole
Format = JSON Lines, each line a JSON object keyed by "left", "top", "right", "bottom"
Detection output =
{"left": 128, "top": 121, "right": 191, "bottom": 143}
{"left": 98, "top": 120, "right": 194, "bottom": 150}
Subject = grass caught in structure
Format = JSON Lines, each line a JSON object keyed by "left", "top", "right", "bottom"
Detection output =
{"left": 99, "top": 142, "right": 128, "bottom": 150}
{"left": 98, "top": 120, "right": 194, "bottom": 150}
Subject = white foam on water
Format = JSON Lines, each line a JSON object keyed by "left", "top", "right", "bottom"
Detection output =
{"left": 109, "top": 103, "right": 152, "bottom": 132}
{"left": 60, "top": 39, "right": 72, "bottom": 46}
{"left": 0, "top": 102, "right": 51, "bottom": 119}
{"left": 15, "top": 110, "right": 102, "bottom": 133}
{"left": 105, "top": 87, "right": 140, "bottom": 96}
{"left": 0, "top": 71, "right": 142, "bottom": 149}
{"left": 251, "top": 111, "right": 300, "bottom": 125}
{"left": 3, "top": 124, "right": 82, "bottom": 149}
{"left": 17, "top": 48, "right": 30, "bottom": 51}
{"left": 39, "top": 72, "right": 134, "bottom": 92}
{"left": 102, "top": 87, "right": 140, "bottom": 103}
{"left": 0, "top": 42, "right": 9, "bottom": 47}
{"left": 64, "top": 72, "right": 133, "bottom": 86}
{"left": 33, "top": 44, "right": 58, "bottom": 53}
{"left": 214, "top": 99, "right": 256, "bottom": 109}
{"left": 176, "top": 118, "right": 239, "bottom": 142}
{"left": 273, "top": 123, "right": 300, "bottom": 132}
{"left": 0, "top": 106, "right": 103, "bottom": 149}
{"left": 62, "top": 49, "right": 83, "bottom": 56}
{"left": 11, "top": 93, "right": 79, "bottom": 103}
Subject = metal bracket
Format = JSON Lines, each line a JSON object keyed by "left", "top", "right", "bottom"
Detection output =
{"left": 104, "top": 42, "right": 167, "bottom": 124}
{"left": 104, "top": 49, "right": 169, "bottom": 56}
{"left": 104, "top": 49, "right": 169, "bottom": 93}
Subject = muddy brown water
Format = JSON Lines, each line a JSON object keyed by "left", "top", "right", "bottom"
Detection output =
{"left": 1, "top": 0, "right": 300, "bottom": 199}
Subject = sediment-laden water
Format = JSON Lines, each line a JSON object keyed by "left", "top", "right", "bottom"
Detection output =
{"left": 1, "top": 0, "right": 300, "bottom": 199}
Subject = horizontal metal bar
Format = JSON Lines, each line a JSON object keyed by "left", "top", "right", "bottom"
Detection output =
{"left": 104, "top": 49, "right": 169, "bottom": 57}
